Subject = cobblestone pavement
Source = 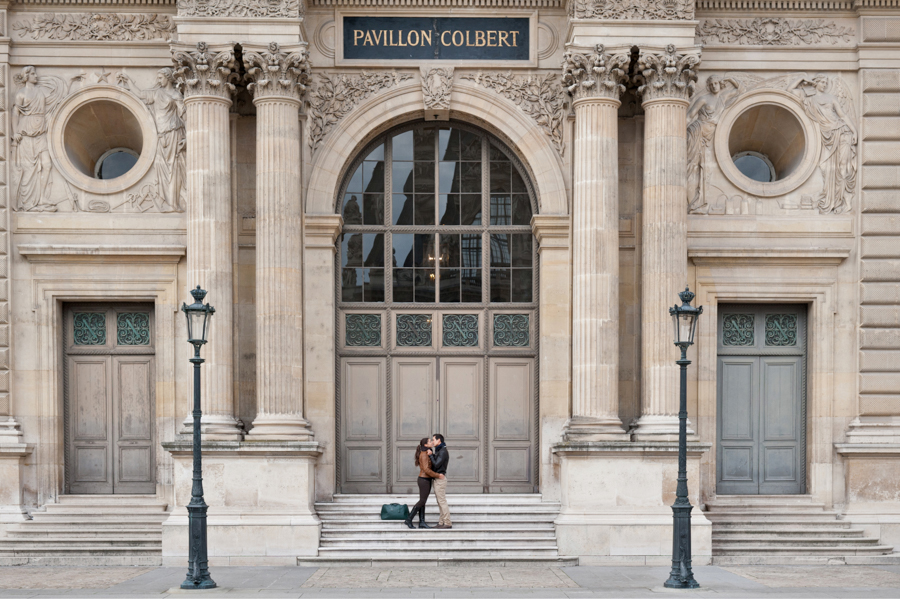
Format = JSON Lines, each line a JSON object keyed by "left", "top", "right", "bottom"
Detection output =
{"left": 0, "top": 565, "right": 900, "bottom": 598}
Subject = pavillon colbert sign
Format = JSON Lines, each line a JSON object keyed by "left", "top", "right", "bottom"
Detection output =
{"left": 343, "top": 16, "right": 530, "bottom": 61}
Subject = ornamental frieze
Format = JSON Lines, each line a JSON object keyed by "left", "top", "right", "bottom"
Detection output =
{"left": 11, "top": 13, "right": 175, "bottom": 41}
{"left": 177, "top": 0, "right": 303, "bottom": 18}
{"left": 698, "top": 18, "right": 855, "bottom": 46}
{"left": 568, "top": 0, "right": 694, "bottom": 20}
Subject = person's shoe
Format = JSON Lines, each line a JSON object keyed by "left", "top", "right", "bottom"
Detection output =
{"left": 404, "top": 506, "right": 417, "bottom": 529}
{"left": 436, "top": 524, "right": 452, "bottom": 529}
{"left": 418, "top": 508, "right": 432, "bottom": 528}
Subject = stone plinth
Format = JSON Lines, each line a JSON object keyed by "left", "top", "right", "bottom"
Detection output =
{"left": 0, "top": 442, "right": 33, "bottom": 523}
{"left": 836, "top": 444, "right": 900, "bottom": 552}
{"left": 552, "top": 441, "right": 711, "bottom": 565}
{"left": 161, "top": 441, "right": 321, "bottom": 565}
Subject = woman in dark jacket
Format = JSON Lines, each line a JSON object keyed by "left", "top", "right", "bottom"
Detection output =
{"left": 405, "top": 437, "right": 439, "bottom": 529}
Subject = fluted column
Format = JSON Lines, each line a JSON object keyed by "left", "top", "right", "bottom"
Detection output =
{"left": 243, "top": 43, "right": 313, "bottom": 440}
{"left": 561, "top": 45, "right": 631, "bottom": 440}
{"left": 633, "top": 45, "right": 701, "bottom": 439}
{"left": 173, "top": 42, "right": 242, "bottom": 440}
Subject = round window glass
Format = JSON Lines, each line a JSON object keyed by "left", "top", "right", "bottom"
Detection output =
{"left": 94, "top": 148, "right": 139, "bottom": 180}
{"left": 732, "top": 151, "right": 776, "bottom": 183}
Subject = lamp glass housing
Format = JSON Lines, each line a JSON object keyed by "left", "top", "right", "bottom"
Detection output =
{"left": 669, "top": 287, "right": 702, "bottom": 347}
{"left": 182, "top": 286, "right": 214, "bottom": 345}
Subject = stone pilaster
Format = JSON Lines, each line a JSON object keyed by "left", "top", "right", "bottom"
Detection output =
{"left": 632, "top": 44, "right": 700, "bottom": 439}
{"left": 172, "top": 42, "right": 242, "bottom": 440}
{"left": 242, "top": 43, "right": 313, "bottom": 440}
{"left": 562, "top": 45, "right": 631, "bottom": 440}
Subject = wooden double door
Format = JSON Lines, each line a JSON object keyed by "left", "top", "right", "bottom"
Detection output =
{"left": 340, "top": 354, "right": 535, "bottom": 494}
{"left": 716, "top": 304, "right": 807, "bottom": 495}
{"left": 64, "top": 304, "right": 156, "bottom": 494}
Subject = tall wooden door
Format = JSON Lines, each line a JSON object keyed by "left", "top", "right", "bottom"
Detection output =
{"left": 65, "top": 304, "right": 156, "bottom": 494}
{"left": 716, "top": 304, "right": 807, "bottom": 495}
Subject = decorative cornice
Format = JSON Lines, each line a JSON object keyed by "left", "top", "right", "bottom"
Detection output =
{"left": 462, "top": 71, "right": 566, "bottom": 156}
{"left": 562, "top": 44, "right": 631, "bottom": 102}
{"left": 176, "top": 0, "right": 303, "bottom": 18}
{"left": 12, "top": 13, "right": 175, "bottom": 41}
{"left": 569, "top": 0, "right": 695, "bottom": 20}
{"left": 636, "top": 45, "right": 700, "bottom": 103}
{"left": 15, "top": 1, "right": 175, "bottom": 4}
{"left": 698, "top": 18, "right": 855, "bottom": 45}
{"left": 172, "top": 41, "right": 238, "bottom": 100}
{"left": 307, "top": 71, "right": 413, "bottom": 152}
{"left": 310, "top": 0, "right": 560, "bottom": 6}
{"left": 697, "top": 0, "right": 851, "bottom": 9}
{"left": 243, "top": 42, "right": 311, "bottom": 102}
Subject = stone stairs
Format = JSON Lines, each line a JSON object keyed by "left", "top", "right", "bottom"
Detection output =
{"left": 303, "top": 493, "right": 577, "bottom": 566}
{"left": 705, "top": 495, "right": 898, "bottom": 565}
{"left": 0, "top": 495, "right": 167, "bottom": 566}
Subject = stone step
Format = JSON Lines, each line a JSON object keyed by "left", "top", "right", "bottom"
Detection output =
{"left": 0, "top": 556, "right": 163, "bottom": 567}
{"left": 321, "top": 536, "right": 557, "bottom": 547}
{"left": 712, "top": 540, "right": 894, "bottom": 556}
{"left": 0, "top": 539, "right": 160, "bottom": 549}
{"left": 321, "top": 526, "right": 554, "bottom": 536}
{"left": 41, "top": 505, "right": 167, "bottom": 515}
{"left": 714, "top": 528, "right": 865, "bottom": 538}
{"left": 706, "top": 495, "right": 823, "bottom": 505}
{"left": 5, "top": 529, "right": 161, "bottom": 540}
{"left": 316, "top": 504, "right": 560, "bottom": 513}
{"left": 316, "top": 546, "right": 561, "bottom": 557}
{"left": 297, "top": 556, "right": 579, "bottom": 567}
{"left": 711, "top": 555, "right": 900, "bottom": 566}
{"left": 321, "top": 520, "right": 554, "bottom": 530}
{"left": 54, "top": 494, "right": 164, "bottom": 505}
{"left": 317, "top": 510, "right": 558, "bottom": 519}
{"left": 714, "top": 536, "right": 883, "bottom": 547}
{"left": 27, "top": 513, "right": 169, "bottom": 523}
{"left": 710, "top": 521, "right": 852, "bottom": 530}
{"left": 0, "top": 546, "right": 161, "bottom": 556}
{"left": 329, "top": 494, "right": 545, "bottom": 503}
{"left": 703, "top": 511, "right": 839, "bottom": 522}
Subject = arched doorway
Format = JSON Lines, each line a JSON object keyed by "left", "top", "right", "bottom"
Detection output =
{"left": 336, "top": 122, "right": 539, "bottom": 494}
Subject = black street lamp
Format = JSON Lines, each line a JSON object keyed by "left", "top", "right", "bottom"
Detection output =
{"left": 181, "top": 286, "right": 216, "bottom": 590}
{"left": 664, "top": 286, "right": 703, "bottom": 590}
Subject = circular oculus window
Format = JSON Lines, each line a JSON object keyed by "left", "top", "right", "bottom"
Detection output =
{"left": 49, "top": 86, "right": 157, "bottom": 195}
{"left": 714, "top": 92, "right": 820, "bottom": 198}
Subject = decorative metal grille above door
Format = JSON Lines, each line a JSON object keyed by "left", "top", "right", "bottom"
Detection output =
{"left": 336, "top": 122, "right": 538, "bottom": 494}
{"left": 716, "top": 304, "right": 808, "bottom": 495}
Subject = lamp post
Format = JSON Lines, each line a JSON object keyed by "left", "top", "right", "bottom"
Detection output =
{"left": 664, "top": 286, "right": 703, "bottom": 590}
{"left": 181, "top": 286, "right": 216, "bottom": 590}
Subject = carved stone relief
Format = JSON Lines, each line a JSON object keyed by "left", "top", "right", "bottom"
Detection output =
{"left": 689, "top": 72, "right": 858, "bottom": 216}
{"left": 635, "top": 45, "right": 700, "bottom": 103}
{"left": 12, "top": 13, "right": 175, "bottom": 41}
{"left": 12, "top": 66, "right": 188, "bottom": 213}
{"left": 462, "top": 71, "right": 566, "bottom": 156}
{"left": 421, "top": 67, "right": 453, "bottom": 120}
{"left": 562, "top": 44, "right": 631, "bottom": 101}
{"left": 568, "top": 0, "right": 694, "bottom": 20}
{"left": 307, "top": 71, "right": 413, "bottom": 152}
{"left": 698, "top": 18, "right": 855, "bottom": 46}
{"left": 177, "top": 0, "right": 303, "bottom": 18}
{"left": 243, "top": 42, "right": 312, "bottom": 101}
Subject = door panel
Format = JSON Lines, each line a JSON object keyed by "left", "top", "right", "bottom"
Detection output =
{"left": 341, "top": 358, "right": 387, "bottom": 492}
{"left": 113, "top": 357, "right": 155, "bottom": 492}
{"left": 441, "top": 358, "right": 483, "bottom": 490}
{"left": 393, "top": 358, "right": 435, "bottom": 491}
{"left": 69, "top": 356, "right": 113, "bottom": 493}
{"left": 716, "top": 305, "right": 806, "bottom": 495}
{"left": 488, "top": 358, "right": 534, "bottom": 492}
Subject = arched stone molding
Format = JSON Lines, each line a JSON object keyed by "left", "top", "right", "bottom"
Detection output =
{"left": 304, "top": 80, "right": 568, "bottom": 217}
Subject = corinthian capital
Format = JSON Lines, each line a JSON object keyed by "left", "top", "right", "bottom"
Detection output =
{"left": 635, "top": 44, "right": 700, "bottom": 103}
{"left": 562, "top": 44, "right": 631, "bottom": 102}
{"left": 171, "top": 41, "right": 238, "bottom": 100}
{"left": 243, "top": 42, "right": 312, "bottom": 102}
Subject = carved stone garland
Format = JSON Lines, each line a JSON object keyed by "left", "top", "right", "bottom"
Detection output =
{"left": 12, "top": 13, "right": 175, "bottom": 41}
{"left": 177, "top": 0, "right": 303, "bottom": 18}
{"left": 172, "top": 41, "right": 238, "bottom": 99}
{"left": 698, "top": 18, "right": 855, "bottom": 46}
{"left": 243, "top": 42, "right": 311, "bottom": 101}
{"left": 462, "top": 71, "right": 566, "bottom": 156}
{"left": 636, "top": 44, "right": 700, "bottom": 102}
{"left": 562, "top": 44, "right": 631, "bottom": 101}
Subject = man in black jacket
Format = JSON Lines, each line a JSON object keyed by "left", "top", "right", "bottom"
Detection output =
{"left": 429, "top": 433, "right": 451, "bottom": 529}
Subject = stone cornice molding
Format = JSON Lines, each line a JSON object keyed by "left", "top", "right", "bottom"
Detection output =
{"left": 243, "top": 42, "right": 311, "bottom": 103}
{"left": 568, "top": 0, "right": 695, "bottom": 20}
{"left": 172, "top": 41, "right": 238, "bottom": 100}
{"left": 176, "top": 0, "right": 303, "bottom": 18}
{"left": 17, "top": 244, "right": 186, "bottom": 263}
{"left": 304, "top": 214, "right": 343, "bottom": 249}
{"left": 635, "top": 44, "right": 700, "bottom": 103}
{"left": 531, "top": 214, "right": 570, "bottom": 249}
{"left": 562, "top": 44, "right": 631, "bottom": 103}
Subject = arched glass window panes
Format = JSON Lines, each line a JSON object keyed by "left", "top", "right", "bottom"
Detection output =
{"left": 338, "top": 123, "right": 536, "bottom": 306}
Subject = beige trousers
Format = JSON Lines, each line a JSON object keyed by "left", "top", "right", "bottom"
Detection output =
{"left": 433, "top": 478, "right": 451, "bottom": 526}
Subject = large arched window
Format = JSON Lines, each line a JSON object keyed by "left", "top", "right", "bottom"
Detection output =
{"left": 336, "top": 122, "right": 539, "bottom": 494}
{"left": 338, "top": 122, "right": 536, "bottom": 306}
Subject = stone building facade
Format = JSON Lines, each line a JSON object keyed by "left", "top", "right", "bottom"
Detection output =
{"left": 0, "top": 0, "right": 898, "bottom": 567}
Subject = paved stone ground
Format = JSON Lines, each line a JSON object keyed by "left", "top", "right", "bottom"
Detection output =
{"left": 1, "top": 565, "right": 900, "bottom": 598}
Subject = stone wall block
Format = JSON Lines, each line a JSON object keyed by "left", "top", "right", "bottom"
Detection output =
{"left": 862, "top": 191, "right": 900, "bottom": 213}
{"left": 862, "top": 19, "right": 900, "bottom": 44}
{"left": 860, "top": 373, "right": 900, "bottom": 394}
{"left": 862, "top": 166, "right": 900, "bottom": 189}
{"left": 861, "top": 237, "right": 900, "bottom": 259}
{"left": 860, "top": 328, "right": 900, "bottom": 349}
{"left": 863, "top": 94, "right": 900, "bottom": 117}
{"left": 860, "top": 306, "right": 900, "bottom": 327}
{"left": 863, "top": 118, "right": 900, "bottom": 142}
{"left": 862, "top": 142, "right": 900, "bottom": 166}
{"left": 861, "top": 215, "right": 900, "bottom": 236}
{"left": 861, "top": 259, "right": 900, "bottom": 282}
{"left": 860, "top": 350, "right": 900, "bottom": 372}
{"left": 861, "top": 283, "right": 900, "bottom": 304}
{"left": 859, "top": 395, "right": 900, "bottom": 416}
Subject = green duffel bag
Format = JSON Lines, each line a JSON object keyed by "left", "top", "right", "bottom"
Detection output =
{"left": 380, "top": 503, "right": 410, "bottom": 520}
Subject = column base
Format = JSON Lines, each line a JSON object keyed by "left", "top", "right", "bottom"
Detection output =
{"left": 0, "top": 431, "right": 33, "bottom": 524}
{"left": 631, "top": 415, "right": 695, "bottom": 442}
{"left": 247, "top": 415, "right": 314, "bottom": 441}
{"left": 180, "top": 414, "right": 244, "bottom": 441}
{"left": 563, "top": 417, "right": 629, "bottom": 441}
